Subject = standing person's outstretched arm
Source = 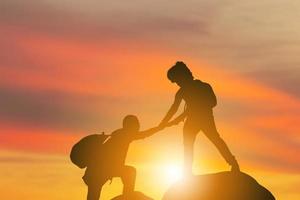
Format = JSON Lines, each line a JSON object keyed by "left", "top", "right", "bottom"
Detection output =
{"left": 159, "top": 89, "right": 183, "bottom": 126}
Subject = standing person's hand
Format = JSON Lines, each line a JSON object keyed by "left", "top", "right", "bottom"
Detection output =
{"left": 166, "top": 117, "right": 185, "bottom": 127}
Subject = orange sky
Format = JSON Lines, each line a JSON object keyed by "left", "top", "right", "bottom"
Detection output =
{"left": 1, "top": 0, "right": 300, "bottom": 200}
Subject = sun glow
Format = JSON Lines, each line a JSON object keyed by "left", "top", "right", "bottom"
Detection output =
{"left": 164, "top": 164, "right": 183, "bottom": 184}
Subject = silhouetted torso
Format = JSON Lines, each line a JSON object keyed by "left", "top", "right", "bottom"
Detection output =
{"left": 84, "top": 128, "right": 148, "bottom": 181}
{"left": 177, "top": 79, "right": 214, "bottom": 118}
{"left": 83, "top": 129, "right": 136, "bottom": 187}
{"left": 104, "top": 129, "right": 136, "bottom": 167}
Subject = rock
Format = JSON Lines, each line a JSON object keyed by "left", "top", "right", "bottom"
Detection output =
{"left": 111, "top": 191, "right": 154, "bottom": 200}
{"left": 163, "top": 171, "right": 275, "bottom": 200}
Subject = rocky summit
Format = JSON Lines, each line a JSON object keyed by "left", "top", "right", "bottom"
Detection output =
{"left": 163, "top": 171, "right": 275, "bottom": 200}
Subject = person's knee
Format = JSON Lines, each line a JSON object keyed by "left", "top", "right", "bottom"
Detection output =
{"left": 183, "top": 137, "right": 193, "bottom": 146}
{"left": 183, "top": 129, "right": 197, "bottom": 146}
{"left": 183, "top": 123, "right": 194, "bottom": 135}
{"left": 210, "top": 134, "right": 224, "bottom": 146}
{"left": 126, "top": 166, "right": 136, "bottom": 177}
{"left": 87, "top": 185, "right": 101, "bottom": 200}
{"left": 122, "top": 166, "right": 136, "bottom": 180}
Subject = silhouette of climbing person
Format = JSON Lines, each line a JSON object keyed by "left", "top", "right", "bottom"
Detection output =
{"left": 160, "top": 61, "right": 240, "bottom": 176}
{"left": 83, "top": 115, "right": 165, "bottom": 200}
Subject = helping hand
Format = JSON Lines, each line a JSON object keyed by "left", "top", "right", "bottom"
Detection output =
{"left": 166, "top": 118, "right": 182, "bottom": 127}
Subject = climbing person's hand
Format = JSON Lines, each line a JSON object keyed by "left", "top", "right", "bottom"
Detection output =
{"left": 166, "top": 118, "right": 182, "bottom": 127}
{"left": 157, "top": 122, "right": 167, "bottom": 130}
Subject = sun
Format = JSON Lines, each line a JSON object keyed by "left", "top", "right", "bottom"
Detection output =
{"left": 164, "top": 164, "right": 183, "bottom": 183}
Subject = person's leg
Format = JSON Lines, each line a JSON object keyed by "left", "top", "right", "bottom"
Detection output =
{"left": 120, "top": 166, "right": 136, "bottom": 196}
{"left": 183, "top": 120, "right": 199, "bottom": 176}
{"left": 87, "top": 184, "right": 102, "bottom": 200}
{"left": 201, "top": 117, "right": 239, "bottom": 171}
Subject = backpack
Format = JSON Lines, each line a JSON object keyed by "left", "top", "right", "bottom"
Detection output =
{"left": 70, "top": 133, "right": 110, "bottom": 169}
{"left": 196, "top": 80, "right": 217, "bottom": 108}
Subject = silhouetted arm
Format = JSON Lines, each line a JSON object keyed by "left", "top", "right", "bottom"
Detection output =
{"left": 159, "top": 89, "right": 183, "bottom": 126}
{"left": 134, "top": 126, "right": 165, "bottom": 140}
{"left": 166, "top": 110, "right": 187, "bottom": 127}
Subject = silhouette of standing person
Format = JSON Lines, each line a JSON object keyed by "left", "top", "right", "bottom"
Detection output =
{"left": 160, "top": 61, "right": 240, "bottom": 176}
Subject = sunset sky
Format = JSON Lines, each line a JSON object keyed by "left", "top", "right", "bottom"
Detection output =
{"left": 0, "top": 0, "right": 300, "bottom": 200}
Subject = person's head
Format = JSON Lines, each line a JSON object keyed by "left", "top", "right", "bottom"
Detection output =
{"left": 122, "top": 115, "right": 140, "bottom": 132}
{"left": 167, "top": 61, "right": 194, "bottom": 87}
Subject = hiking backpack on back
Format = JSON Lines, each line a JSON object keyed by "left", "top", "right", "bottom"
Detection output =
{"left": 196, "top": 80, "right": 217, "bottom": 108}
{"left": 70, "top": 133, "right": 109, "bottom": 169}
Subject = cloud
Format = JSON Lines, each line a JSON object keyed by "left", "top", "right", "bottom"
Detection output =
{"left": 0, "top": 0, "right": 213, "bottom": 44}
{"left": 245, "top": 68, "right": 300, "bottom": 98}
{"left": 0, "top": 85, "right": 121, "bottom": 131}
{"left": 0, "top": 83, "right": 172, "bottom": 132}
{"left": 0, "top": 155, "right": 64, "bottom": 164}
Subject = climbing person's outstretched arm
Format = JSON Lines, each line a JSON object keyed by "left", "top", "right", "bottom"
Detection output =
{"left": 159, "top": 89, "right": 183, "bottom": 126}
{"left": 134, "top": 125, "right": 165, "bottom": 140}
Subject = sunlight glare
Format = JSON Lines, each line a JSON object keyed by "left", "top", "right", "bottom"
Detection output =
{"left": 164, "top": 164, "right": 183, "bottom": 183}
